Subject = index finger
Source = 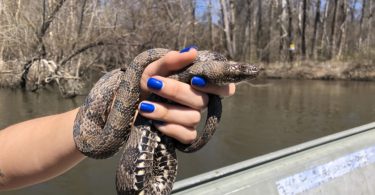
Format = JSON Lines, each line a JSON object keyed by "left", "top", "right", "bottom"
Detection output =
{"left": 140, "top": 46, "right": 198, "bottom": 99}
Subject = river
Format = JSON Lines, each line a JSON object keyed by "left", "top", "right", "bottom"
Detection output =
{"left": 1, "top": 79, "right": 375, "bottom": 195}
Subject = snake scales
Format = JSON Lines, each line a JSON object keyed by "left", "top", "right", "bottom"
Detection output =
{"left": 73, "top": 48, "right": 259, "bottom": 194}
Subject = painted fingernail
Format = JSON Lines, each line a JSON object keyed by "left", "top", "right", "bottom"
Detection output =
{"left": 147, "top": 78, "right": 163, "bottom": 90}
{"left": 191, "top": 76, "right": 206, "bottom": 87}
{"left": 140, "top": 102, "right": 155, "bottom": 113}
{"left": 153, "top": 120, "right": 165, "bottom": 125}
{"left": 179, "top": 45, "right": 198, "bottom": 53}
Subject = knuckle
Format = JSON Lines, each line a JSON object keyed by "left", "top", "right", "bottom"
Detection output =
{"left": 191, "top": 93, "right": 208, "bottom": 110}
{"left": 201, "top": 94, "right": 209, "bottom": 108}
{"left": 163, "top": 51, "right": 180, "bottom": 63}
{"left": 168, "top": 83, "right": 181, "bottom": 100}
{"left": 158, "top": 105, "right": 169, "bottom": 120}
{"left": 181, "top": 130, "right": 197, "bottom": 144}
{"left": 190, "top": 110, "right": 201, "bottom": 126}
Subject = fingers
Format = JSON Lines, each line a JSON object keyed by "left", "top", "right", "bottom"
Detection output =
{"left": 146, "top": 76, "right": 208, "bottom": 110}
{"left": 140, "top": 47, "right": 198, "bottom": 97}
{"left": 154, "top": 123, "right": 197, "bottom": 144}
{"left": 144, "top": 75, "right": 236, "bottom": 110}
{"left": 138, "top": 101, "right": 199, "bottom": 144}
{"left": 191, "top": 77, "right": 236, "bottom": 97}
{"left": 134, "top": 46, "right": 237, "bottom": 144}
{"left": 138, "top": 101, "right": 200, "bottom": 127}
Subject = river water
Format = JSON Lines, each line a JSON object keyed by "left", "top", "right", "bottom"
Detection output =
{"left": 1, "top": 79, "right": 375, "bottom": 195}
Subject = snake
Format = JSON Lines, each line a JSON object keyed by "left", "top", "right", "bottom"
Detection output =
{"left": 73, "top": 48, "right": 259, "bottom": 194}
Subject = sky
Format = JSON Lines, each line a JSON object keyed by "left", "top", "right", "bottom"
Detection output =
{"left": 195, "top": 0, "right": 221, "bottom": 24}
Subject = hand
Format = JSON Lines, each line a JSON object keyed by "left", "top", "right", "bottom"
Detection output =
{"left": 139, "top": 47, "right": 235, "bottom": 144}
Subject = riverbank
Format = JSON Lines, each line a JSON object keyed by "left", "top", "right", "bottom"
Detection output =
{"left": 1, "top": 60, "right": 375, "bottom": 93}
{"left": 259, "top": 60, "right": 375, "bottom": 81}
{"left": 0, "top": 59, "right": 23, "bottom": 88}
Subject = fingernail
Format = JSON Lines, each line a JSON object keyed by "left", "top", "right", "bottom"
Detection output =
{"left": 153, "top": 120, "right": 165, "bottom": 125}
{"left": 140, "top": 102, "right": 155, "bottom": 113}
{"left": 179, "top": 45, "right": 198, "bottom": 53}
{"left": 147, "top": 78, "right": 163, "bottom": 90}
{"left": 191, "top": 76, "right": 206, "bottom": 87}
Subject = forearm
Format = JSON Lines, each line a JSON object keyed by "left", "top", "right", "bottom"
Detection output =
{"left": 0, "top": 108, "right": 85, "bottom": 191}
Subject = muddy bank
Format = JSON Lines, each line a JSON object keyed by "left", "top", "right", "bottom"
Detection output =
{"left": 0, "top": 60, "right": 23, "bottom": 88}
{"left": 1, "top": 59, "right": 374, "bottom": 97}
{"left": 260, "top": 61, "right": 375, "bottom": 81}
{"left": 0, "top": 59, "right": 86, "bottom": 97}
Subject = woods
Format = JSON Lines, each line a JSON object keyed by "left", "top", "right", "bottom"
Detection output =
{"left": 0, "top": 0, "right": 374, "bottom": 95}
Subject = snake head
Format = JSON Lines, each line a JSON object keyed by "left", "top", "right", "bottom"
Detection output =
{"left": 187, "top": 61, "right": 260, "bottom": 86}
{"left": 225, "top": 61, "right": 259, "bottom": 83}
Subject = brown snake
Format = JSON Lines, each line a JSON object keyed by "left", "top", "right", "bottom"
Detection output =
{"left": 73, "top": 48, "right": 259, "bottom": 194}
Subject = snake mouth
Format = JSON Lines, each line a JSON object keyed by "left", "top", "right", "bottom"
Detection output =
{"left": 230, "top": 63, "right": 259, "bottom": 77}
{"left": 244, "top": 64, "right": 260, "bottom": 76}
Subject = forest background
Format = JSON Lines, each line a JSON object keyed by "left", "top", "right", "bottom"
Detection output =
{"left": 0, "top": 0, "right": 374, "bottom": 96}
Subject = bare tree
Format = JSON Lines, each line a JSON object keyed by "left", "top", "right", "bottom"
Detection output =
{"left": 366, "top": 0, "right": 373, "bottom": 50}
{"left": 329, "top": 0, "right": 339, "bottom": 59}
{"left": 256, "top": 0, "right": 263, "bottom": 60}
{"left": 286, "top": 0, "right": 294, "bottom": 62}
{"left": 337, "top": 0, "right": 349, "bottom": 58}
{"left": 359, "top": 0, "right": 366, "bottom": 48}
{"left": 207, "top": 0, "right": 214, "bottom": 49}
{"left": 220, "top": 0, "right": 236, "bottom": 59}
{"left": 191, "top": 0, "right": 196, "bottom": 44}
{"left": 311, "top": 0, "right": 321, "bottom": 59}
{"left": 0, "top": 0, "right": 374, "bottom": 92}
{"left": 319, "top": 0, "right": 331, "bottom": 58}
{"left": 301, "top": 0, "right": 307, "bottom": 59}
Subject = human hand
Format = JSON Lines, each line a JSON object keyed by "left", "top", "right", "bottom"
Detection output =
{"left": 139, "top": 46, "right": 235, "bottom": 144}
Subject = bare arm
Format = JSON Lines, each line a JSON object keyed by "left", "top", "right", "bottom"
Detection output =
{"left": 0, "top": 47, "right": 235, "bottom": 191}
{"left": 0, "top": 108, "right": 85, "bottom": 190}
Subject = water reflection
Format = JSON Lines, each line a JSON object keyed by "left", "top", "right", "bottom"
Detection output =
{"left": 1, "top": 80, "right": 375, "bottom": 195}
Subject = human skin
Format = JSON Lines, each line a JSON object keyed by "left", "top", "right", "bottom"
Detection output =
{"left": 0, "top": 48, "right": 235, "bottom": 191}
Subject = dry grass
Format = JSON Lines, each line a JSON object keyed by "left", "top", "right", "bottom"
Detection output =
{"left": 0, "top": 59, "right": 23, "bottom": 87}
{"left": 261, "top": 60, "right": 375, "bottom": 81}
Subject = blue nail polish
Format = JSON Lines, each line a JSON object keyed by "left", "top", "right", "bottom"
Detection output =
{"left": 147, "top": 78, "right": 163, "bottom": 90}
{"left": 191, "top": 76, "right": 206, "bottom": 87}
{"left": 153, "top": 120, "right": 165, "bottom": 125}
{"left": 179, "top": 45, "right": 198, "bottom": 53}
{"left": 140, "top": 102, "right": 155, "bottom": 113}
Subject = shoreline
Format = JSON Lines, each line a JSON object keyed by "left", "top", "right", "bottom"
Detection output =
{"left": 258, "top": 60, "right": 375, "bottom": 81}
{"left": 1, "top": 61, "right": 374, "bottom": 91}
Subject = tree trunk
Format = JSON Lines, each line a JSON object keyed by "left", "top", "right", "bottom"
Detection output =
{"left": 329, "top": 0, "right": 339, "bottom": 59}
{"left": 229, "top": 0, "right": 236, "bottom": 57}
{"left": 366, "top": 0, "right": 373, "bottom": 49}
{"left": 337, "top": 0, "right": 348, "bottom": 58}
{"left": 77, "top": 0, "right": 87, "bottom": 37}
{"left": 264, "top": 0, "right": 274, "bottom": 62}
{"left": 301, "top": 0, "right": 307, "bottom": 60}
{"left": 320, "top": 0, "right": 330, "bottom": 58}
{"left": 256, "top": 0, "right": 263, "bottom": 60}
{"left": 287, "top": 0, "right": 293, "bottom": 62}
{"left": 0, "top": 1, "right": 4, "bottom": 58}
{"left": 244, "top": 0, "right": 253, "bottom": 61}
{"left": 220, "top": 0, "right": 236, "bottom": 58}
{"left": 311, "top": 0, "right": 321, "bottom": 59}
{"left": 208, "top": 0, "right": 213, "bottom": 49}
{"left": 279, "top": 0, "right": 288, "bottom": 61}
{"left": 190, "top": 0, "right": 196, "bottom": 44}
{"left": 359, "top": 0, "right": 366, "bottom": 48}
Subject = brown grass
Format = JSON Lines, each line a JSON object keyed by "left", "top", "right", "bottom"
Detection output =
{"left": 0, "top": 59, "right": 23, "bottom": 87}
{"left": 260, "top": 60, "right": 375, "bottom": 81}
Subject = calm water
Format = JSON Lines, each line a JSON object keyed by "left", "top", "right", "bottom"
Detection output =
{"left": 1, "top": 80, "right": 375, "bottom": 195}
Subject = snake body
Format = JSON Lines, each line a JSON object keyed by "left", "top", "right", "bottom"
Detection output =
{"left": 73, "top": 48, "right": 259, "bottom": 194}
